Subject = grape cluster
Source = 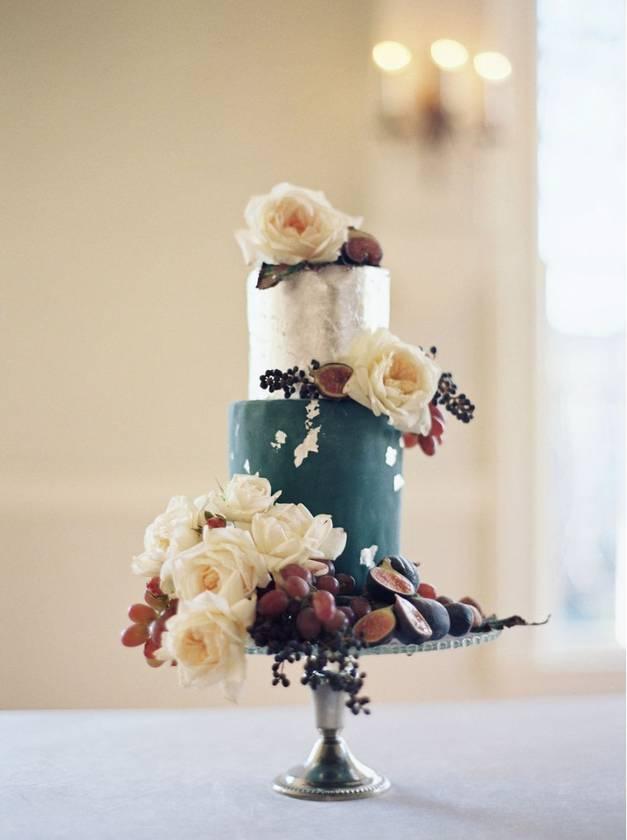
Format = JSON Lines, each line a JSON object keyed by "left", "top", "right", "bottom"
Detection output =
{"left": 259, "top": 361, "right": 321, "bottom": 400}
{"left": 120, "top": 577, "right": 178, "bottom": 667}
{"left": 435, "top": 372, "right": 475, "bottom": 423}
{"left": 248, "top": 563, "right": 371, "bottom": 714}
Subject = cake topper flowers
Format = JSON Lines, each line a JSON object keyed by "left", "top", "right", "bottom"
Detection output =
{"left": 235, "top": 182, "right": 384, "bottom": 288}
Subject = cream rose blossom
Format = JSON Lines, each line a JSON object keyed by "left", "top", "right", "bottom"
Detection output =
{"left": 205, "top": 474, "right": 280, "bottom": 528}
{"left": 167, "top": 525, "right": 270, "bottom": 603}
{"left": 235, "top": 182, "right": 362, "bottom": 266}
{"left": 158, "top": 592, "right": 255, "bottom": 700}
{"left": 343, "top": 328, "right": 441, "bottom": 435}
{"left": 131, "top": 496, "right": 204, "bottom": 579}
{"left": 251, "top": 502, "right": 346, "bottom": 575}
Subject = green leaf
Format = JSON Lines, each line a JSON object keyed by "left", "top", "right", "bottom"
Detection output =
{"left": 256, "top": 261, "right": 309, "bottom": 289}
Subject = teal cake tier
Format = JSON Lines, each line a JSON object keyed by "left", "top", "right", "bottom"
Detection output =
{"left": 229, "top": 399, "right": 403, "bottom": 589}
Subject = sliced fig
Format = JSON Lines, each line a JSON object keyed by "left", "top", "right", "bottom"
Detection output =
{"left": 367, "top": 565, "right": 416, "bottom": 603}
{"left": 382, "top": 555, "right": 419, "bottom": 589}
{"left": 406, "top": 596, "right": 450, "bottom": 640}
{"left": 312, "top": 363, "right": 352, "bottom": 399}
{"left": 354, "top": 606, "right": 396, "bottom": 645}
{"left": 393, "top": 596, "right": 432, "bottom": 644}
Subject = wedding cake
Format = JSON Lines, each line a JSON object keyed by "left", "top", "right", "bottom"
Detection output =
{"left": 121, "top": 183, "right": 546, "bottom": 708}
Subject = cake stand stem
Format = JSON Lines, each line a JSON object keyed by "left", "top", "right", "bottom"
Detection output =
{"left": 272, "top": 681, "right": 390, "bottom": 801}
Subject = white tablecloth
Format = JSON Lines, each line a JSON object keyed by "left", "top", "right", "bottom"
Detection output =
{"left": 1, "top": 695, "right": 624, "bottom": 840}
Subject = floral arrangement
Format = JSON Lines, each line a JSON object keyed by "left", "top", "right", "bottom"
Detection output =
{"left": 121, "top": 475, "right": 545, "bottom": 707}
{"left": 236, "top": 182, "right": 384, "bottom": 289}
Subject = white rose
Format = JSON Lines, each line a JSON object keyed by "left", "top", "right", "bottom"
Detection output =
{"left": 251, "top": 502, "right": 346, "bottom": 575}
{"left": 131, "top": 496, "right": 203, "bottom": 579}
{"left": 206, "top": 474, "right": 280, "bottom": 528}
{"left": 235, "top": 182, "right": 362, "bottom": 266}
{"left": 168, "top": 526, "right": 270, "bottom": 603}
{"left": 343, "top": 328, "right": 441, "bottom": 435}
{"left": 158, "top": 592, "right": 255, "bottom": 701}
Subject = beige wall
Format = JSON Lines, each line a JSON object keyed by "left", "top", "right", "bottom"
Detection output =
{"left": 2, "top": 0, "right": 622, "bottom": 709}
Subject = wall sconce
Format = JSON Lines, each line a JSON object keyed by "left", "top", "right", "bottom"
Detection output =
{"left": 372, "top": 38, "right": 512, "bottom": 146}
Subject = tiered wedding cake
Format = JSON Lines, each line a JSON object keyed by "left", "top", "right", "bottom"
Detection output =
{"left": 121, "top": 184, "right": 513, "bottom": 706}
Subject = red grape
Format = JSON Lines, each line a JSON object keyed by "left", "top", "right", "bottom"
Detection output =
{"left": 121, "top": 623, "right": 149, "bottom": 647}
{"left": 149, "top": 616, "right": 168, "bottom": 647}
{"left": 258, "top": 589, "right": 289, "bottom": 617}
{"left": 351, "top": 597, "right": 372, "bottom": 619}
{"left": 337, "top": 574, "right": 356, "bottom": 595}
{"left": 281, "top": 564, "right": 312, "bottom": 584}
{"left": 339, "top": 606, "right": 356, "bottom": 624}
{"left": 430, "top": 416, "right": 445, "bottom": 439}
{"left": 418, "top": 582, "right": 438, "bottom": 600}
{"left": 324, "top": 611, "right": 348, "bottom": 633}
{"left": 284, "top": 576, "right": 310, "bottom": 599}
{"left": 312, "top": 590, "right": 335, "bottom": 622}
{"left": 322, "top": 561, "right": 335, "bottom": 576}
{"left": 296, "top": 607, "right": 322, "bottom": 640}
{"left": 143, "top": 637, "right": 160, "bottom": 659}
{"left": 128, "top": 603, "right": 156, "bottom": 625}
{"left": 418, "top": 435, "right": 436, "bottom": 456}
{"left": 317, "top": 575, "right": 339, "bottom": 595}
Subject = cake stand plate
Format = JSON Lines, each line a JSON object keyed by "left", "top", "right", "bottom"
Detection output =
{"left": 247, "top": 629, "right": 502, "bottom": 801}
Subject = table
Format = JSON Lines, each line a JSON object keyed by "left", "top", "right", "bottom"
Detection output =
{"left": 1, "top": 695, "right": 624, "bottom": 840}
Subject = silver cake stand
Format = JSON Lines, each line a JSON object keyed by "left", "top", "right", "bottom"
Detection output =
{"left": 246, "top": 629, "right": 502, "bottom": 801}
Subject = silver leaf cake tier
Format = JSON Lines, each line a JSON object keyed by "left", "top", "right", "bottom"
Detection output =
{"left": 246, "top": 264, "right": 390, "bottom": 399}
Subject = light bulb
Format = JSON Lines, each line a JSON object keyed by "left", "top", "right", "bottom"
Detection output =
{"left": 372, "top": 41, "right": 412, "bottom": 74}
{"left": 473, "top": 51, "right": 512, "bottom": 82}
{"left": 430, "top": 39, "right": 468, "bottom": 71}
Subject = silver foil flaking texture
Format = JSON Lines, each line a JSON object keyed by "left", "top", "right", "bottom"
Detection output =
{"left": 247, "top": 265, "right": 390, "bottom": 399}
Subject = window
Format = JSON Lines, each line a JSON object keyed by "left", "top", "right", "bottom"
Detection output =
{"left": 537, "top": 0, "right": 625, "bottom": 651}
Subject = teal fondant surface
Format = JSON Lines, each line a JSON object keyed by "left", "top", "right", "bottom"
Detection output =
{"left": 229, "top": 399, "right": 403, "bottom": 590}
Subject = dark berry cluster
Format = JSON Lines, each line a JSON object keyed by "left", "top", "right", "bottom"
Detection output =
{"left": 301, "top": 645, "right": 370, "bottom": 715}
{"left": 250, "top": 619, "right": 370, "bottom": 713}
{"left": 435, "top": 372, "right": 475, "bottom": 423}
{"left": 259, "top": 361, "right": 321, "bottom": 400}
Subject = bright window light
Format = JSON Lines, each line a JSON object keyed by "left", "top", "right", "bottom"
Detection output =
{"left": 537, "top": 0, "right": 625, "bottom": 652}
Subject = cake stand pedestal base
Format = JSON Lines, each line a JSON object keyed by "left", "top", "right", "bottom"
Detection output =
{"left": 273, "top": 683, "right": 389, "bottom": 801}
